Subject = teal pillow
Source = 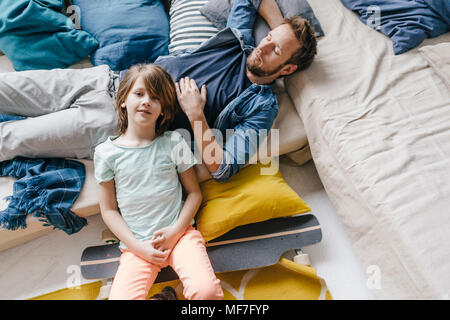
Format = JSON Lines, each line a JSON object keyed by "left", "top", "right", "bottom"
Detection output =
{"left": 0, "top": 0, "right": 98, "bottom": 71}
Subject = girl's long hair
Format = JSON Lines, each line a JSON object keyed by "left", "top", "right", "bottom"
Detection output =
{"left": 115, "top": 64, "right": 178, "bottom": 136}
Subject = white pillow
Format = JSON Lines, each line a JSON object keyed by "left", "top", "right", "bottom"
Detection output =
{"left": 169, "top": 0, "right": 219, "bottom": 54}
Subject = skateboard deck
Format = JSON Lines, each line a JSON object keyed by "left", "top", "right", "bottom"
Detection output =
{"left": 80, "top": 214, "right": 321, "bottom": 283}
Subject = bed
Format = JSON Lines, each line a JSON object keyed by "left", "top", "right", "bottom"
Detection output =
{"left": 285, "top": 0, "right": 450, "bottom": 299}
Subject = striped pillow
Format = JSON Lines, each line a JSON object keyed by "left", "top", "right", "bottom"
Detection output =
{"left": 169, "top": 0, "right": 219, "bottom": 54}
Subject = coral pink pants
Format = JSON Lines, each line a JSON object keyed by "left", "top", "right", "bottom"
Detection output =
{"left": 109, "top": 226, "right": 223, "bottom": 300}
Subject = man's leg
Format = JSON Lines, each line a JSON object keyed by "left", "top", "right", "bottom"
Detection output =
{"left": 0, "top": 66, "right": 118, "bottom": 160}
{"left": 0, "top": 90, "right": 118, "bottom": 160}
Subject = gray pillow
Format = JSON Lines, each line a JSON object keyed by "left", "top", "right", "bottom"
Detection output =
{"left": 200, "top": 0, "right": 324, "bottom": 46}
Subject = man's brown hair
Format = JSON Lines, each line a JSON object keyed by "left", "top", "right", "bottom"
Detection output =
{"left": 115, "top": 64, "right": 177, "bottom": 136}
{"left": 284, "top": 16, "right": 317, "bottom": 71}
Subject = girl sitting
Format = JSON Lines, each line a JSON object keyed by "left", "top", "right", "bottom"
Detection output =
{"left": 94, "top": 63, "right": 223, "bottom": 300}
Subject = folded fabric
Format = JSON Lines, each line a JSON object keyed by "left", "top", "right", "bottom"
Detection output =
{"left": 0, "top": 113, "right": 87, "bottom": 234}
{"left": 0, "top": 0, "right": 98, "bottom": 71}
{"left": 72, "top": 0, "right": 170, "bottom": 71}
{"left": 0, "top": 157, "right": 87, "bottom": 235}
{"left": 419, "top": 42, "right": 450, "bottom": 90}
{"left": 200, "top": 0, "right": 324, "bottom": 46}
{"left": 340, "top": 0, "right": 450, "bottom": 54}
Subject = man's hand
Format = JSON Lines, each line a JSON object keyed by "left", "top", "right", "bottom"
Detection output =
{"left": 175, "top": 77, "right": 207, "bottom": 121}
{"left": 176, "top": 76, "right": 223, "bottom": 174}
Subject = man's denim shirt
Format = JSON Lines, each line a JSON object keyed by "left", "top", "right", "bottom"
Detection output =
{"left": 201, "top": 0, "right": 278, "bottom": 182}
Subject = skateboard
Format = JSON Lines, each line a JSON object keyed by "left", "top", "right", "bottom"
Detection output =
{"left": 80, "top": 214, "right": 322, "bottom": 284}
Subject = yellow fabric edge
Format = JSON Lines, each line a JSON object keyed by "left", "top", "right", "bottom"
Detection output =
{"left": 28, "top": 259, "right": 332, "bottom": 300}
{"left": 29, "top": 281, "right": 102, "bottom": 300}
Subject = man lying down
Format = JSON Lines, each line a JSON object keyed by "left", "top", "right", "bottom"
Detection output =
{"left": 0, "top": 0, "right": 317, "bottom": 182}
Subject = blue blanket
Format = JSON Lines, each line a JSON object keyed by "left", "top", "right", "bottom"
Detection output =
{"left": 340, "top": 0, "right": 450, "bottom": 54}
{"left": 0, "top": 115, "right": 87, "bottom": 235}
{"left": 0, "top": 157, "right": 87, "bottom": 234}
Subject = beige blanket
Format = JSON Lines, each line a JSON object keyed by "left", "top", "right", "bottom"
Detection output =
{"left": 286, "top": 0, "right": 450, "bottom": 299}
{"left": 419, "top": 42, "right": 450, "bottom": 90}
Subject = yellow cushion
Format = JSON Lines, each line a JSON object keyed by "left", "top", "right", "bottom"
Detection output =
{"left": 196, "top": 162, "right": 311, "bottom": 241}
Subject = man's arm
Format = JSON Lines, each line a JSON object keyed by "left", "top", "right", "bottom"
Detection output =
{"left": 186, "top": 105, "right": 277, "bottom": 182}
{"left": 227, "top": 0, "right": 258, "bottom": 31}
{"left": 176, "top": 78, "right": 278, "bottom": 182}
{"left": 175, "top": 77, "right": 223, "bottom": 174}
{"left": 190, "top": 115, "right": 223, "bottom": 174}
{"left": 210, "top": 105, "right": 278, "bottom": 182}
{"left": 227, "top": 0, "right": 284, "bottom": 31}
{"left": 258, "top": 0, "right": 284, "bottom": 29}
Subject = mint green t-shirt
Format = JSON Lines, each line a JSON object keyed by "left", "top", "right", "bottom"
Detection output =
{"left": 93, "top": 130, "right": 198, "bottom": 249}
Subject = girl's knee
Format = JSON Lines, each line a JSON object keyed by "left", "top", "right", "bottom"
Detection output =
{"left": 185, "top": 279, "right": 224, "bottom": 300}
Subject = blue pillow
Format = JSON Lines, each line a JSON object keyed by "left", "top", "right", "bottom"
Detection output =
{"left": 0, "top": 0, "right": 98, "bottom": 71}
{"left": 340, "top": 0, "right": 450, "bottom": 55}
{"left": 72, "top": 0, "right": 170, "bottom": 71}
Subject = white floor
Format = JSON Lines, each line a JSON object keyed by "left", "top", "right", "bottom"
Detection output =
{"left": 0, "top": 157, "right": 375, "bottom": 300}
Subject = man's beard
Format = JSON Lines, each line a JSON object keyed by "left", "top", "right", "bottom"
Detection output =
{"left": 246, "top": 51, "right": 284, "bottom": 78}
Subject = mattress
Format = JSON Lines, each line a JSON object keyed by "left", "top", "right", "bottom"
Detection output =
{"left": 286, "top": 0, "right": 450, "bottom": 299}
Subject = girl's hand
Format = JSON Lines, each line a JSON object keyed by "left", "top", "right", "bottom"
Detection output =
{"left": 152, "top": 225, "right": 184, "bottom": 252}
{"left": 131, "top": 239, "right": 171, "bottom": 267}
{"left": 175, "top": 77, "right": 207, "bottom": 121}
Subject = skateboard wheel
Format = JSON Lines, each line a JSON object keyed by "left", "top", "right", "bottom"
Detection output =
{"left": 102, "top": 229, "right": 119, "bottom": 244}
{"left": 293, "top": 253, "right": 311, "bottom": 266}
{"left": 97, "top": 283, "right": 112, "bottom": 300}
